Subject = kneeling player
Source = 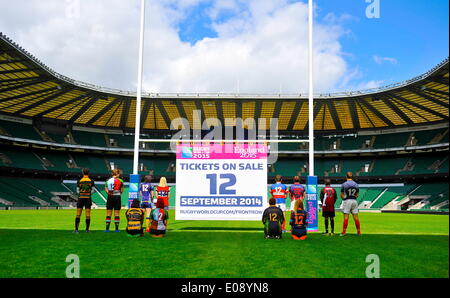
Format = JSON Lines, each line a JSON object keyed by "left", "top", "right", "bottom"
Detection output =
{"left": 262, "top": 198, "right": 285, "bottom": 239}
{"left": 125, "top": 199, "right": 145, "bottom": 237}
{"left": 290, "top": 199, "right": 308, "bottom": 240}
{"left": 149, "top": 198, "right": 169, "bottom": 238}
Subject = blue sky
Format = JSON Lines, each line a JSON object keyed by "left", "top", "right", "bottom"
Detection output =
{"left": 1, "top": 0, "right": 448, "bottom": 93}
{"left": 176, "top": 0, "right": 449, "bottom": 90}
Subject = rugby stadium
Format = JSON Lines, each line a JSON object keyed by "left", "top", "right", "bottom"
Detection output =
{"left": 0, "top": 28, "right": 448, "bottom": 279}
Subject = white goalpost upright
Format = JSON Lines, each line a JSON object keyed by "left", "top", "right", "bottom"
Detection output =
{"left": 132, "top": 0, "right": 146, "bottom": 175}
{"left": 308, "top": 0, "right": 314, "bottom": 177}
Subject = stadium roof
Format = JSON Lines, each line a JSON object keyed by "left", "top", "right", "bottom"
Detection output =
{"left": 0, "top": 33, "right": 448, "bottom": 133}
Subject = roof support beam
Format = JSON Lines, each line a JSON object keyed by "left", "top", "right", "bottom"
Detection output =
{"left": 287, "top": 101, "right": 302, "bottom": 131}
{"left": 140, "top": 99, "right": 152, "bottom": 129}
{"left": 14, "top": 86, "right": 76, "bottom": 115}
{"left": 409, "top": 87, "right": 449, "bottom": 109}
{"left": 0, "top": 86, "right": 59, "bottom": 103}
{"left": 390, "top": 94, "right": 448, "bottom": 119}
{"left": 31, "top": 91, "right": 92, "bottom": 118}
{"left": 0, "top": 78, "right": 49, "bottom": 93}
{"left": 381, "top": 96, "right": 414, "bottom": 125}
{"left": 326, "top": 101, "right": 342, "bottom": 130}
{"left": 235, "top": 100, "right": 242, "bottom": 120}
{"left": 0, "top": 68, "right": 39, "bottom": 75}
{"left": 0, "top": 58, "right": 28, "bottom": 65}
{"left": 348, "top": 100, "right": 361, "bottom": 130}
{"left": 216, "top": 100, "right": 224, "bottom": 125}
{"left": 0, "top": 76, "right": 42, "bottom": 84}
{"left": 358, "top": 99, "right": 395, "bottom": 127}
{"left": 254, "top": 101, "right": 262, "bottom": 124}
{"left": 304, "top": 101, "right": 323, "bottom": 131}
{"left": 422, "top": 88, "right": 449, "bottom": 98}
{"left": 86, "top": 97, "right": 121, "bottom": 125}
{"left": 68, "top": 96, "right": 97, "bottom": 123}
{"left": 195, "top": 100, "right": 206, "bottom": 124}
{"left": 175, "top": 100, "right": 187, "bottom": 120}
{"left": 156, "top": 101, "right": 172, "bottom": 129}
{"left": 119, "top": 98, "right": 131, "bottom": 128}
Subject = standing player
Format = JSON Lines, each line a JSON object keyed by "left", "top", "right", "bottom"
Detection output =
{"left": 290, "top": 199, "right": 308, "bottom": 240}
{"left": 104, "top": 169, "right": 124, "bottom": 232}
{"left": 340, "top": 172, "right": 361, "bottom": 236}
{"left": 262, "top": 198, "right": 285, "bottom": 239}
{"left": 156, "top": 177, "right": 170, "bottom": 211}
{"left": 320, "top": 179, "right": 337, "bottom": 235}
{"left": 270, "top": 175, "right": 289, "bottom": 232}
{"left": 289, "top": 176, "right": 305, "bottom": 211}
{"left": 140, "top": 175, "right": 154, "bottom": 232}
{"left": 74, "top": 168, "right": 95, "bottom": 233}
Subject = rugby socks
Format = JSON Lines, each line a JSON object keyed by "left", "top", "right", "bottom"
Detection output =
{"left": 114, "top": 216, "right": 120, "bottom": 231}
{"left": 330, "top": 218, "right": 335, "bottom": 233}
{"left": 342, "top": 218, "right": 349, "bottom": 234}
{"left": 85, "top": 217, "right": 91, "bottom": 231}
{"left": 105, "top": 216, "right": 111, "bottom": 231}
{"left": 146, "top": 217, "right": 151, "bottom": 231}
{"left": 324, "top": 217, "right": 329, "bottom": 233}
{"left": 355, "top": 219, "right": 361, "bottom": 235}
{"left": 75, "top": 216, "right": 81, "bottom": 231}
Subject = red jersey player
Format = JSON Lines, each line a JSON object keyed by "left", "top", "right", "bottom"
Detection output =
{"left": 156, "top": 177, "right": 170, "bottom": 210}
{"left": 320, "top": 179, "right": 337, "bottom": 235}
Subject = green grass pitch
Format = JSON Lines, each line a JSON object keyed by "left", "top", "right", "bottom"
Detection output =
{"left": 0, "top": 210, "right": 448, "bottom": 278}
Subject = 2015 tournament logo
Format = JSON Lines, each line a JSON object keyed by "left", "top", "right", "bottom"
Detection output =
{"left": 181, "top": 146, "right": 193, "bottom": 158}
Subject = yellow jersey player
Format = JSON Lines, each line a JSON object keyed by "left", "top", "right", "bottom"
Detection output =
{"left": 74, "top": 168, "right": 95, "bottom": 233}
{"left": 126, "top": 199, "right": 145, "bottom": 237}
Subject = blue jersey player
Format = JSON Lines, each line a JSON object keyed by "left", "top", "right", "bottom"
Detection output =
{"left": 140, "top": 175, "right": 154, "bottom": 232}
{"left": 289, "top": 176, "right": 305, "bottom": 211}
{"left": 270, "top": 175, "right": 289, "bottom": 232}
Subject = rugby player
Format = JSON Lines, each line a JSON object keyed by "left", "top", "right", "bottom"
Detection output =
{"left": 156, "top": 177, "right": 170, "bottom": 211}
{"left": 289, "top": 176, "right": 305, "bottom": 211}
{"left": 262, "top": 198, "right": 285, "bottom": 239}
{"left": 340, "top": 172, "right": 361, "bottom": 236}
{"left": 290, "top": 199, "right": 308, "bottom": 240}
{"left": 269, "top": 175, "right": 288, "bottom": 232}
{"left": 320, "top": 179, "right": 337, "bottom": 235}
{"left": 104, "top": 169, "right": 124, "bottom": 232}
{"left": 149, "top": 198, "right": 169, "bottom": 238}
{"left": 74, "top": 168, "right": 95, "bottom": 233}
{"left": 140, "top": 175, "right": 154, "bottom": 232}
{"left": 125, "top": 199, "right": 145, "bottom": 237}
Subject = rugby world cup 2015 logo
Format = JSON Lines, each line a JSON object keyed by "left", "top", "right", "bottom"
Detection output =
{"left": 307, "top": 184, "right": 317, "bottom": 195}
{"left": 129, "top": 182, "right": 139, "bottom": 193}
{"left": 181, "top": 147, "right": 193, "bottom": 158}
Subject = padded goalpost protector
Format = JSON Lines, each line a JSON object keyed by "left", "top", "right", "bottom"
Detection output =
{"left": 306, "top": 176, "right": 318, "bottom": 232}
{"left": 128, "top": 174, "right": 140, "bottom": 208}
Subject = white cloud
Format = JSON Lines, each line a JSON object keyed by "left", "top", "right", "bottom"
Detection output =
{"left": 0, "top": 0, "right": 371, "bottom": 94}
{"left": 373, "top": 55, "right": 398, "bottom": 65}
